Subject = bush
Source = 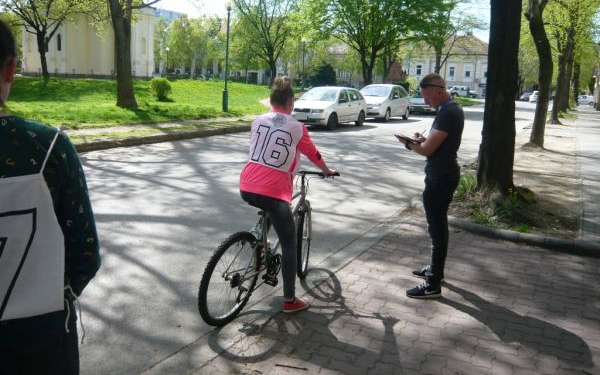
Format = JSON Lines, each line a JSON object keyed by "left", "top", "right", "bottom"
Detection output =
{"left": 150, "top": 77, "right": 172, "bottom": 101}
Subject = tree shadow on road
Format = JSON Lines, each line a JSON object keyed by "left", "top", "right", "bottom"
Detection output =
{"left": 439, "top": 282, "right": 594, "bottom": 370}
{"left": 205, "top": 267, "right": 406, "bottom": 374}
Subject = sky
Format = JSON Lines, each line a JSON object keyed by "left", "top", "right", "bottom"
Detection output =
{"left": 155, "top": 0, "right": 491, "bottom": 42}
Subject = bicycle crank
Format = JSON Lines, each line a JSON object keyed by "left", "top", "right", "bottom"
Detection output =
{"left": 262, "top": 253, "right": 281, "bottom": 286}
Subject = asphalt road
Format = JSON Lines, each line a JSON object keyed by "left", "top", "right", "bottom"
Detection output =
{"left": 78, "top": 101, "right": 536, "bottom": 375}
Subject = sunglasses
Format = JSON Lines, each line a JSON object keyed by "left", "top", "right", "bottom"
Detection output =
{"left": 419, "top": 83, "right": 445, "bottom": 89}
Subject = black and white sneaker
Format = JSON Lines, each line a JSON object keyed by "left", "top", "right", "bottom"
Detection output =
{"left": 406, "top": 282, "right": 441, "bottom": 299}
{"left": 412, "top": 265, "right": 444, "bottom": 282}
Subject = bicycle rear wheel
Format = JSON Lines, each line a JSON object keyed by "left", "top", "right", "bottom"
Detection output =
{"left": 198, "top": 232, "right": 260, "bottom": 326}
{"left": 296, "top": 201, "right": 312, "bottom": 279}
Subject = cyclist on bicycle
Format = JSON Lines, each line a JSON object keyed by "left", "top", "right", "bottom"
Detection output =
{"left": 240, "top": 76, "right": 335, "bottom": 313}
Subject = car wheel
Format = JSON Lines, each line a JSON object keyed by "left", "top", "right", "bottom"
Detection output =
{"left": 326, "top": 113, "right": 337, "bottom": 130}
{"left": 402, "top": 107, "right": 409, "bottom": 120}
{"left": 383, "top": 108, "right": 390, "bottom": 122}
{"left": 355, "top": 111, "right": 365, "bottom": 126}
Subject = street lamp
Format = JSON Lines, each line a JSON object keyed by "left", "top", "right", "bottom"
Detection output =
{"left": 223, "top": 2, "right": 232, "bottom": 112}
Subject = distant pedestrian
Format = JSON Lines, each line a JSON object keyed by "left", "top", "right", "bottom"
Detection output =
{"left": 0, "top": 20, "right": 100, "bottom": 375}
{"left": 395, "top": 73, "right": 464, "bottom": 298}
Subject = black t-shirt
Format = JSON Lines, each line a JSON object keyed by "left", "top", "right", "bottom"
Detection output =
{"left": 425, "top": 101, "right": 464, "bottom": 176}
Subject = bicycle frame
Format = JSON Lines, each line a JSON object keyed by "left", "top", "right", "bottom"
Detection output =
{"left": 244, "top": 172, "right": 312, "bottom": 287}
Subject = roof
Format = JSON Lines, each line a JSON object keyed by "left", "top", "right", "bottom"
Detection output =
{"left": 413, "top": 33, "right": 489, "bottom": 57}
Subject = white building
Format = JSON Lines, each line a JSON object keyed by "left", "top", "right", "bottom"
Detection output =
{"left": 21, "top": 7, "right": 157, "bottom": 78}
{"left": 404, "top": 34, "right": 489, "bottom": 97}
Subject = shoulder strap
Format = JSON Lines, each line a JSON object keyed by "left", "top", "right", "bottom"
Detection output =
{"left": 40, "top": 127, "right": 63, "bottom": 174}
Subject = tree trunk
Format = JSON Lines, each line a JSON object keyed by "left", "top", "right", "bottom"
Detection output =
{"left": 559, "top": 36, "right": 575, "bottom": 112}
{"left": 434, "top": 46, "right": 442, "bottom": 74}
{"left": 36, "top": 33, "right": 50, "bottom": 81}
{"left": 109, "top": 0, "right": 138, "bottom": 109}
{"left": 572, "top": 61, "right": 580, "bottom": 105}
{"left": 476, "top": 0, "right": 521, "bottom": 194}
{"left": 526, "top": 0, "right": 552, "bottom": 147}
{"left": 268, "top": 60, "right": 277, "bottom": 86}
{"left": 550, "top": 50, "right": 566, "bottom": 124}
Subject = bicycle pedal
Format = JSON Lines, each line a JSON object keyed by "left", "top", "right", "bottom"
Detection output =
{"left": 262, "top": 274, "right": 278, "bottom": 286}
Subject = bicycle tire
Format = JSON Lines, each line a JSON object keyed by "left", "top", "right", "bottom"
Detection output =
{"left": 198, "top": 231, "right": 260, "bottom": 326}
{"left": 296, "top": 201, "right": 312, "bottom": 279}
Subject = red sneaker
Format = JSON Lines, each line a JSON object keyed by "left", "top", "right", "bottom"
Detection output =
{"left": 282, "top": 297, "right": 310, "bottom": 313}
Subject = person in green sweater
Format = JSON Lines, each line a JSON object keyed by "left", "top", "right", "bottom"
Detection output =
{"left": 0, "top": 20, "right": 100, "bottom": 375}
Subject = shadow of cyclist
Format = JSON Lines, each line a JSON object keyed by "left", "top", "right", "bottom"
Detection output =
{"left": 207, "top": 268, "right": 406, "bottom": 374}
{"left": 439, "top": 282, "right": 594, "bottom": 369}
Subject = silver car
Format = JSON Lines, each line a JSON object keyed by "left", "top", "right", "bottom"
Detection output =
{"left": 360, "top": 84, "right": 411, "bottom": 122}
{"left": 409, "top": 92, "right": 436, "bottom": 114}
{"left": 292, "top": 86, "right": 367, "bottom": 130}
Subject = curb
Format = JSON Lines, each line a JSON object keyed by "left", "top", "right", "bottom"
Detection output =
{"left": 408, "top": 195, "right": 600, "bottom": 258}
{"left": 448, "top": 217, "right": 600, "bottom": 258}
{"left": 73, "top": 124, "right": 251, "bottom": 153}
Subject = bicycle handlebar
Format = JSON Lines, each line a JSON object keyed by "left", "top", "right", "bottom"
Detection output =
{"left": 298, "top": 170, "right": 341, "bottom": 178}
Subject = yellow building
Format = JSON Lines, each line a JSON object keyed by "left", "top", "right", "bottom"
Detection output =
{"left": 21, "top": 7, "right": 156, "bottom": 78}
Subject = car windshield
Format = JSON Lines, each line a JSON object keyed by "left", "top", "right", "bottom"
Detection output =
{"left": 361, "top": 86, "right": 390, "bottom": 97}
{"left": 412, "top": 92, "right": 423, "bottom": 98}
{"left": 301, "top": 88, "right": 338, "bottom": 101}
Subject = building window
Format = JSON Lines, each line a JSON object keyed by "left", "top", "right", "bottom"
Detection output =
{"left": 57, "top": 34, "right": 62, "bottom": 51}
{"left": 416, "top": 64, "right": 422, "bottom": 75}
{"left": 141, "top": 37, "right": 147, "bottom": 55}
{"left": 464, "top": 64, "right": 473, "bottom": 80}
{"left": 449, "top": 66, "right": 455, "bottom": 77}
{"left": 45, "top": 37, "right": 49, "bottom": 53}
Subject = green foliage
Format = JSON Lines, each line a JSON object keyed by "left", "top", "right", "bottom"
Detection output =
{"left": 8, "top": 77, "right": 270, "bottom": 127}
{"left": 150, "top": 78, "right": 172, "bottom": 101}
{"left": 454, "top": 172, "right": 477, "bottom": 199}
{"left": 301, "top": 0, "right": 446, "bottom": 84}
{"left": 310, "top": 62, "right": 336, "bottom": 86}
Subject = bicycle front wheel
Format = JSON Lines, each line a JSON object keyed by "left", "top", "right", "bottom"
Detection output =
{"left": 296, "top": 201, "right": 312, "bottom": 279}
{"left": 198, "top": 232, "right": 260, "bottom": 326}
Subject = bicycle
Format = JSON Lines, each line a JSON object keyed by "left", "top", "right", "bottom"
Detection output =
{"left": 198, "top": 170, "right": 339, "bottom": 326}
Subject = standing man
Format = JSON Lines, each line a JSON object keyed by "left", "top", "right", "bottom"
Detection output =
{"left": 0, "top": 20, "right": 100, "bottom": 374}
{"left": 396, "top": 73, "right": 464, "bottom": 298}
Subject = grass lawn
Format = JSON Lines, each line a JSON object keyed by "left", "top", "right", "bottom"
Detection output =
{"left": 7, "top": 77, "right": 271, "bottom": 129}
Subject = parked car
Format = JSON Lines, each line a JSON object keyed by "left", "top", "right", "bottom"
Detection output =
{"left": 529, "top": 90, "right": 539, "bottom": 103}
{"left": 578, "top": 94, "right": 596, "bottom": 106}
{"left": 359, "top": 84, "right": 410, "bottom": 122}
{"left": 292, "top": 86, "right": 367, "bottom": 130}
{"left": 519, "top": 92, "right": 532, "bottom": 101}
{"left": 448, "top": 85, "right": 477, "bottom": 98}
{"left": 409, "top": 92, "right": 436, "bottom": 114}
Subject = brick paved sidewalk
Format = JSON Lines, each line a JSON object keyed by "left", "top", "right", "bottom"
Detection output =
{"left": 197, "top": 211, "right": 600, "bottom": 375}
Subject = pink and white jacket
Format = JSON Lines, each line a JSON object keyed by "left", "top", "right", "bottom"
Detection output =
{"left": 240, "top": 109, "right": 325, "bottom": 203}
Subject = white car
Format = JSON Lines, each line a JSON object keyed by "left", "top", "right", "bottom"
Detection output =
{"left": 578, "top": 95, "right": 596, "bottom": 106}
{"left": 292, "top": 86, "right": 367, "bottom": 130}
{"left": 360, "top": 84, "right": 410, "bottom": 122}
{"left": 529, "top": 90, "right": 539, "bottom": 103}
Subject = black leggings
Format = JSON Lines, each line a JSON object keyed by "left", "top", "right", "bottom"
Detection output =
{"left": 240, "top": 191, "right": 296, "bottom": 299}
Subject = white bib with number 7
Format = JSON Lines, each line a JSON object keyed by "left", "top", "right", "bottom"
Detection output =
{"left": 0, "top": 131, "right": 65, "bottom": 321}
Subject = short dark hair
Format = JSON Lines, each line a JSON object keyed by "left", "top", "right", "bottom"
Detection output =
{"left": 0, "top": 20, "right": 16, "bottom": 70}
{"left": 420, "top": 73, "right": 445, "bottom": 89}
